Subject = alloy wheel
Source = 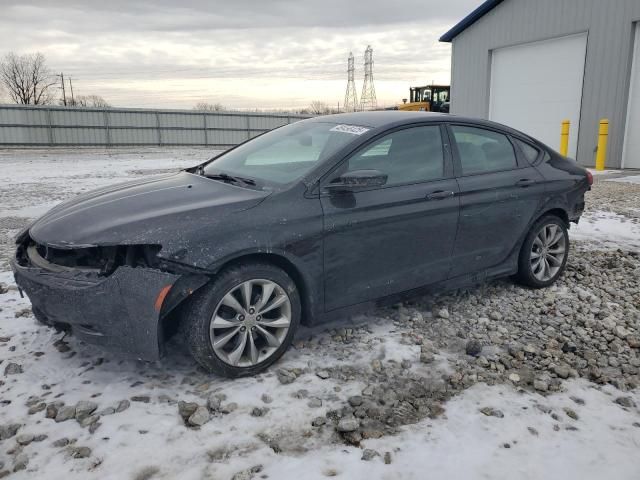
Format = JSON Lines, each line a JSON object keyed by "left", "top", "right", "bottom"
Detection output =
{"left": 530, "top": 223, "right": 567, "bottom": 281}
{"left": 209, "top": 279, "right": 292, "bottom": 367}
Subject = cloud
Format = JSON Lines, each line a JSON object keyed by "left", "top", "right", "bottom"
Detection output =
{"left": 0, "top": 0, "right": 481, "bottom": 109}
{"left": 6, "top": 0, "right": 479, "bottom": 30}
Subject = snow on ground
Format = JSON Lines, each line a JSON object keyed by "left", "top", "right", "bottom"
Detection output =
{"left": 0, "top": 149, "right": 639, "bottom": 479}
{"left": 607, "top": 174, "right": 640, "bottom": 185}
{"left": 316, "top": 381, "right": 640, "bottom": 480}
{"left": 570, "top": 211, "right": 640, "bottom": 250}
{"left": 0, "top": 147, "right": 217, "bottom": 219}
{"left": 1, "top": 271, "right": 639, "bottom": 480}
{"left": 587, "top": 169, "right": 621, "bottom": 176}
{"left": 0, "top": 269, "right": 371, "bottom": 480}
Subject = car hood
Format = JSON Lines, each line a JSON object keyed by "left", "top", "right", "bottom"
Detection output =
{"left": 29, "top": 171, "right": 270, "bottom": 249}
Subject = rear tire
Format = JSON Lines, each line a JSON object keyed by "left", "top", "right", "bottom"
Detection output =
{"left": 180, "top": 262, "right": 301, "bottom": 377}
{"left": 515, "top": 215, "right": 569, "bottom": 288}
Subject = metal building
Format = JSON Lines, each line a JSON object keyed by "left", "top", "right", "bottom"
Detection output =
{"left": 440, "top": 0, "right": 640, "bottom": 169}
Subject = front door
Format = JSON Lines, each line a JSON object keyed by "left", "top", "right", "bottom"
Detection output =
{"left": 321, "top": 124, "right": 460, "bottom": 311}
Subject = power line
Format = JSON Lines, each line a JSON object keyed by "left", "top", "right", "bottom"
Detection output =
{"left": 61, "top": 64, "right": 347, "bottom": 81}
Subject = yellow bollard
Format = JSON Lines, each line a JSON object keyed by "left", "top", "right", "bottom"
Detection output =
{"left": 560, "top": 120, "right": 570, "bottom": 156}
{"left": 595, "top": 119, "right": 609, "bottom": 171}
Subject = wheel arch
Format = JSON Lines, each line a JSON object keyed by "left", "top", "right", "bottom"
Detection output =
{"left": 508, "top": 206, "right": 571, "bottom": 274}
{"left": 538, "top": 207, "right": 570, "bottom": 227}
{"left": 517, "top": 207, "right": 570, "bottom": 256}
{"left": 197, "top": 251, "right": 315, "bottom": 320}
{"left": 159, "top": 250, "right": 318, "bottom": 347}
{"left": 217, "top": 252, "right": 312, "bottom": 320}
{"left": 515, "top": 208, "right": 570, "bottom": 288}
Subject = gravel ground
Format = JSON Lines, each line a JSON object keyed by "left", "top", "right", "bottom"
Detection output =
{"left": 587, "top": 176, "right": 640, "bottom": 220}
{"left": 0, "top": 150, "right": 638, "bottom": 479}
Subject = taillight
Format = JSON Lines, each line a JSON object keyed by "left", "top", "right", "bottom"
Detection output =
{"left": 586, "top": 170, "right": 593, "bottom": 186}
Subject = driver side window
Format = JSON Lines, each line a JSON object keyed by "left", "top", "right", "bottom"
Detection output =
{"left": 346, "top": 125, "right": 445, "bottom": 186}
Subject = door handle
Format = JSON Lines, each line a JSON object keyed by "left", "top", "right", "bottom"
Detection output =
{"left": 515, "top": 179, "right": 535, "bottom": 187}
{"left": 426, "top": 190, "right": 455, "bottom": 200}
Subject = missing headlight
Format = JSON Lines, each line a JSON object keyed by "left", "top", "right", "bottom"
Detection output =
{"left": 22, "top": 239, "right": 162, "bottom": 276}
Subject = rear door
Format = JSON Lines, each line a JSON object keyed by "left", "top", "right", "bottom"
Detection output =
{"left": 321, "top": 124, "right": 460, "bottom": 311}
{"left": 447, "top": 124, "right": 545, "bottom": 278}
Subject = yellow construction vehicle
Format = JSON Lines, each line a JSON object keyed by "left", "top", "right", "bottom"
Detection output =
{"left": 397, "top": 85, "right": 450, "bottom": 112}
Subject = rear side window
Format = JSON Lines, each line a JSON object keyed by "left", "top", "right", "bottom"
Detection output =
{"left": 451, "top": 125, "right": 517, "bottom": 175}
{"left": 513, "top": 138, "right": 541, "bottom": 164}
{"left": 347, "top": 125, "right": 444, "bottom": 186}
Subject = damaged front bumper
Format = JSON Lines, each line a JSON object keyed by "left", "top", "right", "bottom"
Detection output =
{"left": 11, "top": 247, "right": 180, "bottom": 361}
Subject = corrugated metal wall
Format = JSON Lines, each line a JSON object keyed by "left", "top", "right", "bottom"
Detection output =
{"left": 449, "top": 0, "right": 640, "bottom": 168}
{"left": 0, "top": 105, "right": 311, "bottom": 147}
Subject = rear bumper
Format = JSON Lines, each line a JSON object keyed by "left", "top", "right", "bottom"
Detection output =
{"left": 570, "top": 200, "right": 585, "bottom": 223}
{"left": 11, "top": 259, "right": 179, "bottom": 361}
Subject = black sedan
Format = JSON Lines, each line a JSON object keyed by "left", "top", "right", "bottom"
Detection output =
{"left": 12, "top": 111, "right": 592, "bottom": 377}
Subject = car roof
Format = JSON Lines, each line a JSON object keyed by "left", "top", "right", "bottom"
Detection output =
{"left": 308, "top": 111, "right": 446, "bottom": 128}
{"left": 306, "top": 111, "right": 534, "bottom": 142}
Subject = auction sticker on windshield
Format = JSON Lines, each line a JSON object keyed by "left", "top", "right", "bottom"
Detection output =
{"left": 330, "top": 124, "right": 370, "bottom": 135}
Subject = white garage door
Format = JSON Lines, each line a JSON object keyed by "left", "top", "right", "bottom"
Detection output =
{"left": 489, "top": 34, "right": 587, "bottom": 158}
{"left": 623, "top": 23, "right": 640, "bottom": 169}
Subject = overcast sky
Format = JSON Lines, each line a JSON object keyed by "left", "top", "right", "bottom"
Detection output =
{"left": 0, "top": 0, "right": 483, "bottom": 110}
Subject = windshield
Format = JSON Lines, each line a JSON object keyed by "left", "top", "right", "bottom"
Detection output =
{"left": 202, "top": 121, "right": 367, "bottom": 187}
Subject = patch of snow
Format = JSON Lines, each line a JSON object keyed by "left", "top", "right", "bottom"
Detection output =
{"left": 588, "top": 168, "right": 621, "bottom": 176}
{"left": 570, "top": 211, "right": 640, "bottom": 250}
{"left": 0, "top": 147, "right": 220, "bottom": 217}
{"left": 362, "top": 381, "right": 640, "bottom": 480}
{"left": 606, "top": 174, "right": 640, "bottom": 185}
{"left": 252, "top": 381, "right": 640, "bottom": 480}
{"left": 0, "top": 201, "right": 60, "bottom": 219}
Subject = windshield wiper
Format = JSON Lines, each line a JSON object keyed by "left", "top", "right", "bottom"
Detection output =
{"left": 204, "top": 172, "right": 256, "bottom": 187}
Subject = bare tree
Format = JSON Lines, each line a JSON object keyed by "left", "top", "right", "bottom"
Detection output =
{"left": 193, "top": 102, "right": 226, "bottom": 112}
{"left": 0, "top": 52, "right": 57, "bottom": 105}
{"left": 68, "top": 95, "right": 110, "bottom": 108}
{"left": 309, "top": 101, "right": 330, "bottom": 115}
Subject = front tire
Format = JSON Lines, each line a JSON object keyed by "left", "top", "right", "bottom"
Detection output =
{"left": 181, "top": 262, "right": 301, "bottom": 377}
{"left": 515, "top": 215, "right": 569, "bottom": 288}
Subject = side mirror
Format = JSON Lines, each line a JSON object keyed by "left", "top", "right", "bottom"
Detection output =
{"left": 325, "top": 169, "right": 388, "bottom": 192}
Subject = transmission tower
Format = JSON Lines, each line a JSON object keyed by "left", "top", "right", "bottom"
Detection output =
{"left": 343, "top": 52, "right": 358, "bottom": 112}
{"left": 359, "top": 45, "right": 377, "bottom": 111}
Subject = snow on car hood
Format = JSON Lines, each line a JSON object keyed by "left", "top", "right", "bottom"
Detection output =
{"left": 29, "top": 171, "right": 269, "bottom": 249}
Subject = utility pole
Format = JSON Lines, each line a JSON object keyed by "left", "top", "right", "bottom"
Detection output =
{"left": 57, "top": 73, "right": 67, "bottom": 106}
{"left": 343, "top": 52, "right": 358, "bottom": 112}
{"left": 360, "top": 46, "right": 377, "bottom": 111}
{"left": 68, "top": 77, "right": 75, "bottom": 104}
